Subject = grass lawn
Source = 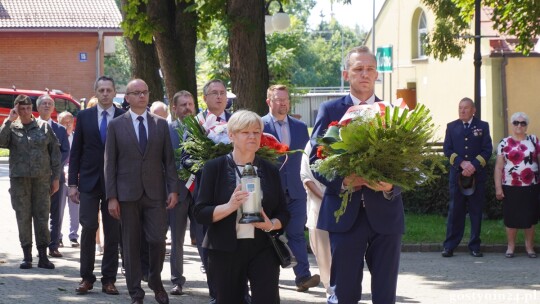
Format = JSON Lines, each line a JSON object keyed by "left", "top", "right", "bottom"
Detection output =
{"left": 404, "top": 213, "right": 540, "bottom": 245}
{"left": 0, "top": 149, "right": 8, "bottom": 157}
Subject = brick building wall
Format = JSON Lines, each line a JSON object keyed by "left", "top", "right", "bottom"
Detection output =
{"left": 0, "top": 32, "right": 106, "bottom": 101}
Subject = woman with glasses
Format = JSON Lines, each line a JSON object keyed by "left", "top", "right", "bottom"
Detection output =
{"left": 494, "top": 112, "right": 540, "bottom": 258}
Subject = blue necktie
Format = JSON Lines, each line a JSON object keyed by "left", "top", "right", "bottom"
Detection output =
{"left": 277, "top": 120, "right": 290, "bottom": 146}
{"left": 137, "top": 116, "right": 147, "bottom": 153}
{"left": 464, "top": 122, "right": 469, "bottom": 129}
{"left": 100, "top": 111, "right": 108, "bottom": 144}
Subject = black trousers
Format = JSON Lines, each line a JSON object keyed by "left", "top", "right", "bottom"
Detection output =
{"left": 120, "top": 194, "right": 168, "bottom": 300}
{"left": 79, "top": 189, "right": 120, "bottom": 284}
{"left": 208, "top": 238, "right": 280, "bottom": 304}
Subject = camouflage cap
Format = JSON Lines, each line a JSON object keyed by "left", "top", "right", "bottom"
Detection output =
{"left": 14, "top": 95, "right": 32, "bottom": 106}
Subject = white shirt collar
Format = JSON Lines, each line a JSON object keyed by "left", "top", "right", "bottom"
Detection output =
{"left": 269, "top": 113, "right": 288, "bottom": 124}
{"left": 97, "top": 104, "right": 115, "bottom": 117}
{"left": 350, "top": 94, "right": 376, "bottom": 105}
{"left": 129, "top": 109, "right": 148, "bottom": 122}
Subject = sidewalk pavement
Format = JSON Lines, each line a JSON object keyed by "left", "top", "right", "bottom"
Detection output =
{"left": 1, "top": 164, "right": 539, "bottom": 303}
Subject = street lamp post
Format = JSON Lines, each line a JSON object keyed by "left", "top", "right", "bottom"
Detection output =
{"left": 265, "top": 0, "right": 291, "bottom": 34}
{"left": 474, "top": 0, "right": 482, "bottom": 119}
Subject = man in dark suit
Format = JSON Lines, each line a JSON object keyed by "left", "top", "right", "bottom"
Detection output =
{"left": 310, "top": 46, "right": 404, "bottom": 304}
{"left": 188, "top": 79, "right": 233, "bottom": 304}
{"left": 106, "top": 78, "right": 179, "bottom": 304}
{"left": 442, "top": 97, "right": 493, "bottom": 258}
{"left": 262, "top": 84, "right": 319, "bottom": 292}
{"left": 36, "top": 94, "right": 70, "bottom": 258}
{"left": 167, "top": 90, "right": 196, "bottom": 296}
{"left": 68, "top": 76, "right": 124, "bottom": 296}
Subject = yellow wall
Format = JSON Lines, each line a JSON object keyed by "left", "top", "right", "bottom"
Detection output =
{"left": 505, "top": 57, "right": 540, "bottom": 139}
{"left": 363, "top": 0, "right": 502, "bottom": 142}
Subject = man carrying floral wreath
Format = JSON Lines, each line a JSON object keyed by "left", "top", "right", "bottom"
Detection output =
{"left": 310, "top": 46, "right": 404, "bottom": 304}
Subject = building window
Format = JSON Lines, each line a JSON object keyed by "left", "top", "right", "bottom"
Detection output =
{"left": 417, "top": 12, "right": 428, "bottom": 58}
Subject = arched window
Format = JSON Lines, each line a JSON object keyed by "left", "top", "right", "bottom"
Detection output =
{"left": 417, "top": 11, "right": 428, "bottom": 58}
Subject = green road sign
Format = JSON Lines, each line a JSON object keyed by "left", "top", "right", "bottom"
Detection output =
{"left": 376, "top": 45, "right": 393, "bottom": 73}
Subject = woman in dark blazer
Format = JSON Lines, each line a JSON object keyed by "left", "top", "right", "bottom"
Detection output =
{"left": 194, "top": 110, "right": 290, "bottom": 304}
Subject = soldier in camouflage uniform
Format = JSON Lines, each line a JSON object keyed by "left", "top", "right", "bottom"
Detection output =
{"left": 0, "top": 94, "right": 61, "bottom": 269}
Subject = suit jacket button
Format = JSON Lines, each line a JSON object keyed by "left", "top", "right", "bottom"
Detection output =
{"left": 465, "top": 138, "right": 468, "bottom": 141}
{"left": 465, "top": 155, "right": 468, "bottom": 158}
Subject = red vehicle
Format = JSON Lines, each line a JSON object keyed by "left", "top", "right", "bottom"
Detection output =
{"left": 0, "top": 87, "right": 81, "bottom": 124}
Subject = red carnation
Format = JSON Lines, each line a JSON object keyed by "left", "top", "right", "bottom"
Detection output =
{"left": 520, "top": 168, "right": 535, "bottom": 185}
{"left": 260, "top": 133, "right": 289, "bottom": 153}
{"left": 507, "top": 149, "right": 525, "bottom": 165}
{"left": 316, "top": 146, "right": 327, "bottom": 159}
{"left": 328, "top": 121, "right": 339, "bottom": 127}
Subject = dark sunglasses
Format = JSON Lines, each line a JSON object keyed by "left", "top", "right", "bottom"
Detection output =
{"left": 512, "top": 121, "right": 527, "bottom": 127}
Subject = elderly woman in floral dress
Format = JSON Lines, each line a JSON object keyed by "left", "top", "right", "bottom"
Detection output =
{"left": 494, "top": 112, "right": 540, "bottom": 258}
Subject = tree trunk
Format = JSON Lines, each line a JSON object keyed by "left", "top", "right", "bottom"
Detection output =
{"left": 227, "top": 0, "right": 269, "bottom": 116}
{"left": 119, "top": 0, "right": 163, "bottom": 104}
{"left": 147, "top": 0, "right": 199, "bottom": 110}
{"left": 124, "top": 37, "right": 164, "bottom": 104}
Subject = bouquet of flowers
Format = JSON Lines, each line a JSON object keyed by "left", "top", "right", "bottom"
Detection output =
{"left": 177, "top": 114, "right": 295, "bottom": 180}
{"left": 312, "top": 102, "right": 442, "bottom": 222}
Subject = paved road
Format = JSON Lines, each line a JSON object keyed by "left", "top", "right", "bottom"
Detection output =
{"left": 0, "top": 163, "right": 539, "bottom": 303}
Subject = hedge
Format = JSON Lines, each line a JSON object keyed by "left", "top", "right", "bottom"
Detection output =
{"left": 402, "top": 154, "right": 502, "bottom": 219}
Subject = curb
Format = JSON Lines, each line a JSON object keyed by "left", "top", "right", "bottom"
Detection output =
{"left": 401, "top": 243, "right": 528, "bottom": 253}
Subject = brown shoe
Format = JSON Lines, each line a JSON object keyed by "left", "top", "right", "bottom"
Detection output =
{"left": 76, "top": 280, "right": 93, "bottom": 294}
{"left": 49, "top": 249, "right": 63, "bottom": 258}
{"left": 154, "top": 289, "right": 169, "bottom": 304}
{"left": 102, "top": 282, "right": 119, "bottom": 295}
{"left": 296, "top": 274, "right": 320, "bottom": 292}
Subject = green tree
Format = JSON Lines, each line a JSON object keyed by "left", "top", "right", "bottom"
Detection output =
{"left": 422, "top": 0, "right": 540, "bottom": 61}
{"left": 104, "top": 37, "right": 131, "bottom": 90}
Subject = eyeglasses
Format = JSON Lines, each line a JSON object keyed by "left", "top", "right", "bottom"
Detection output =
{"left": 271, "top": 98, "right": 289, "bottom": 104}
{"left": 126, "top": 90, "right": 150, "bottom": 97}
{"left": 512, "top": 121, "right": 527, "bottom": 127}
{"left": 206, "top": 91, "right": 227, "bottom": 97}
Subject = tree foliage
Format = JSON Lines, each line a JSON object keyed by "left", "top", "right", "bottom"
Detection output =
{"left": 422, "top": 0, "right": 540, "bottom": 61}
{"left": 104, "top": 37, "right": 131, "bottom": 89}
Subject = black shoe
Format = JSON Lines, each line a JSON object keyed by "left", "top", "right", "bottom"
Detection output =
{"left": 441, "top": 248, "right": 453, "bottom": 257}
{"left": 70, "top": 239, "right": 80, "bottom": 248}
{"left": 470, "top": 250, "right": 483, "bottom": 257}
{"left": 170, "top": 284, "right": 185, "bottom": 296}
{"left": 20, "top": 246, "right": 32, "bottom": 269}
{"left": 37, "top": 246, "right": 55, "bottom": 269}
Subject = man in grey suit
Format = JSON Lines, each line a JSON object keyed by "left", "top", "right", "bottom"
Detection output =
{"left": 105, "top": 79, "right": 179, "bottom": 304}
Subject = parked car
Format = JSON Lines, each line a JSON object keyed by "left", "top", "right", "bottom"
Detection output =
{"left": 0, "top": 87, "right": 81, "bottom": 124}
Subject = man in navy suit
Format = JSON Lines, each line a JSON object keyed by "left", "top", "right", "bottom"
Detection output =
{"left": 310, "top": 46, "right": 404, "bottom": 304}
{"left": 36, "top": 94, "right": 70, "bottom": 258}
{"left": 262, "top": 84, "right": 319, "bottom": 292}
{"left": 442, "top": 97, "right": 492, "bottom": 258}
{"left": 68, "top": 76, "right": 124, "bottom": 296}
